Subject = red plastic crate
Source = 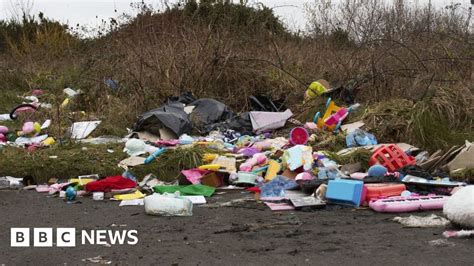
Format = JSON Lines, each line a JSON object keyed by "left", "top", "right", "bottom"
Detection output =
{"left": 369, "top": 144, "right": 416, "bottom": 172}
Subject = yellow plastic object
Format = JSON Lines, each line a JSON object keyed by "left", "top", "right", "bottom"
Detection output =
{"left": 198, "top": 164, "right": 221, "bottom": 171}
{"left": 203, "top": 153, "right": 218, "bottom": 162}
{"left": 305, "top": 79, "right": 330, "bottom": 99}
{"left": 69, "top": 178, "right": 95, "bottom": 186}
{"left": 114, "top": 190, "right": 144, "bottom": 200}
{"left": 42, "top": 137, "right": 56, "bottom": 146}
{"left": 265, "top": 160, "right": 282, "bottom": 181}
{"left": 33, "top": 122, "right": 41, "bottom": 134}
{"left": 60, "top": 98, "right": 70, "bottom": 109}
{"left": 317, "top": 100, "right": 341, "bottom": 131}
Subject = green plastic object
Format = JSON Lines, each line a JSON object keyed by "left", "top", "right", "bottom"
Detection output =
{"left": 153, "top": 184, "right": 215, "bottom": 197}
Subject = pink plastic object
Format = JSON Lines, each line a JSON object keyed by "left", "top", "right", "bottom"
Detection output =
{"left": 0, "top": 133, "right": 6, "bottom": 143}
{"left": 239, "top": 153, "right": 267, "bottom": 172}
{"left": 22, "top": 122, "right": 35, "bottom": 134}
{"left": 295, "top": 172, "right": 313, "bottom": 181}
{"left": 369, "top": 144, "right": 416, "bottom": 172}
{"left": 0, "top": 126, "right": 8, "bottom": 134}
{"left": 289, "top": 127, "right": 309, "bottom": 145}
{"left": 324, "top": 107, "right": 348, "bottom": 126}
{"left": 350, "top": 172, "right": 368, "bottom": 180}
{"left": 253, "top": 141, "right": 272, "bottom": 151}
{"left": 32, "top": 89, "right": 44, "bottom": 96}
{"left": 181, "top": 168, "right": 210, "bottom": 184}
{"left": 239, "top": 163, "right": 253, "bottom": 172}
{"left": 304, "top": 122, "right": 318, "bottom": 130}
{"left": 255, "top": 154, "right": 267, "bottom": 164}
{"left": 15, "top": 105, "right": 38, "bottom": 114}
{"left": 369, "top": 195, "right": 449, "bottom": 213}
{"left": 35, "top": 185, "right": 50, "bottom": 193}
{"left": 364, "top": 183, "right": 406, "bottom": 204}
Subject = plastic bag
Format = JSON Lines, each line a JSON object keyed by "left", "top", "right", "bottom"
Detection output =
{"left": 144, "top": 193, "right": 193, "bottom": 216}
{"left": 260, "top": 175, "right": 298, "bottom": 198}
{"left": 346, "top": 129, "right": 377, "bottom": 148}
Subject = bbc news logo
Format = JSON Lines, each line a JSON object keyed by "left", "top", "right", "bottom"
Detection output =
{"left": 11, "top": 228, "right": 138, "bottom": 247}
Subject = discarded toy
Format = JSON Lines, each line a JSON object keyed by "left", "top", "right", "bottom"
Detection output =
{"left": 370, "top": 195, "right": 448, "bottom": 213}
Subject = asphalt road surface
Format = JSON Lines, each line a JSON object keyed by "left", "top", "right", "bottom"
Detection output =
{"left": 0, "top": 190, "right": 473, "bottom": 265}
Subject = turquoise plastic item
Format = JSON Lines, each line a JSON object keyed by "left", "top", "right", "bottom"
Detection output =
{"left": 144, "top": 147, "right": 167, "bottom": 164}
{"left": 326, "top": 179, "right": 365, "bottom": 207}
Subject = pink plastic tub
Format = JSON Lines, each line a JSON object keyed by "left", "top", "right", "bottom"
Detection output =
{"left": 289, "top": 127, "right": 309, "bottom": 145}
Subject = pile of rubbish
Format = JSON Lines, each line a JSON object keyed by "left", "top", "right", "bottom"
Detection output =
{"left": 1, "top": 82, "right": 473, "bottom": 236}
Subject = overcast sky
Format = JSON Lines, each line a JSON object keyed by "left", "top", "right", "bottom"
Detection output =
{"left": 0, "top": 0, "right": 470, "bottom": 32}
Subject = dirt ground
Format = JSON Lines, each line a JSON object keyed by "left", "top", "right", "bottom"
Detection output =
{"left": 0, "top": 190, "right": 473, "bottom": 265}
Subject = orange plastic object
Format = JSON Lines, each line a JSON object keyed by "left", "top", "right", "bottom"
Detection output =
{"left": 369, "top": 144, "right": 416, "bottom": 172}
{"left": 363, "top": 183, "right": 406, "bottom": 204}
{"left": 316, "top": 101, "right": 341, "bottom": 131}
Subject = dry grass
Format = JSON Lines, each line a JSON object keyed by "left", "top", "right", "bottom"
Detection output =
{"left": 0, "top": 0, "right": 472, "bottom": 152}
{"left": 359, "top": 86, "right": 473, "bottom": 151}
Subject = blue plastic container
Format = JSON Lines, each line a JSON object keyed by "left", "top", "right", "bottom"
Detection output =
{"left": 326, "top": 179, "right": 365, "bottom": 207}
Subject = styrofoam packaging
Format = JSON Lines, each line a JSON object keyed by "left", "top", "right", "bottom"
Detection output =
{"left": 93, "top": 192, "right": 104, "bottom": 201}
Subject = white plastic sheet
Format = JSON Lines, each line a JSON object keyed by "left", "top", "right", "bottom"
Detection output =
{"left": 70, "top": 121, "right": 101, "bottom": 139}
{"left": 250, "top": 109, "right": 293, "bottom": 134}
